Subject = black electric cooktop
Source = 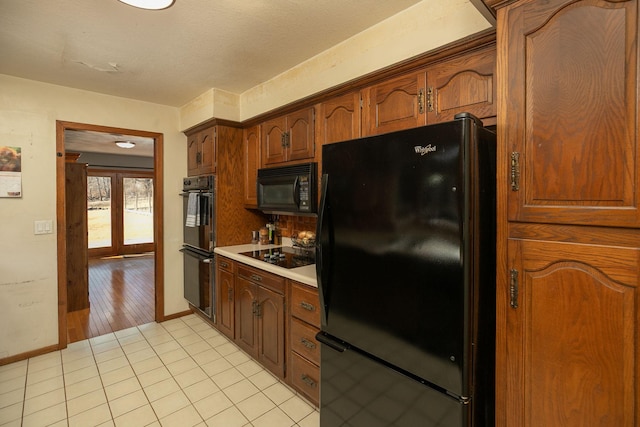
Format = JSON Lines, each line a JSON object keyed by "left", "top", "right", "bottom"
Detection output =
{"left": 238, "top": 246, "right": 315, "bottom": 269}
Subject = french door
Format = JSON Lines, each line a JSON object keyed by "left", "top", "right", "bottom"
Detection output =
{"left": 87, "top": 169, "right": 154, "bottom": 257}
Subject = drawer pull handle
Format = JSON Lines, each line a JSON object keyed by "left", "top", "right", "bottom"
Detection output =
{"left": 301, "top": 374, "right": 317, "bottom": 388}
{"left": 228, "top": 288, "right": 233, "bottom": 302}
{"left": 300, "top": 301, "right": 315, "bottom": 311}
{"left": 250, "top": 274, "right": 262, "bottom": 282}
{"left": 220, "top": 262, "right": 228, "bottom": 268}
{"left": 301, "top": 338, "right": 316, "bottom": 349}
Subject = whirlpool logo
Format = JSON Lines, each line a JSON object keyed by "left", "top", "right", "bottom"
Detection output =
{"left": 414, "top": 144, "right": 437, "bottom": 156}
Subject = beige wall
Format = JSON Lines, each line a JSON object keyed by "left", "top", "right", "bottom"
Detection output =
{"left": 180, "top": 0, "right": 492, "bottom": 128}
{"left": 0, "top": 75, "right": 186, "bottom": 359}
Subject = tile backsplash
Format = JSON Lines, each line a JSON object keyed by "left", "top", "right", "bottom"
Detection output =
{"left": 272, "top": 214, "right": 317, "bottom": 237}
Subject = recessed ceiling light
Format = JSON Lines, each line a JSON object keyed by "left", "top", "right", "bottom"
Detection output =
{"left": 118, "top": 0, "right": 175, "bottom": 10}
{"left": 115, "top": 141, "right": 136, "bottom": 149}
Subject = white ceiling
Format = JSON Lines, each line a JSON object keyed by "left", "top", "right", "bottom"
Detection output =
{"left": 65, "top": 129, "right": 155, "bottom": 158}
{"left": 0, "top": 0, "right": 426, "bottom": 108}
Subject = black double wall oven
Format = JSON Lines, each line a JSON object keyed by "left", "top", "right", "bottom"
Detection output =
{"left": 180, "top": 175, "right": 216, "bottom": 319}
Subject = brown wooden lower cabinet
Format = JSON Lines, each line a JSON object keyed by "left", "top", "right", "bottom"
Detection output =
{"left": 290, "top": 352, "right": 320, "bottom": 404}
{"left": 287, "top": 281, "right": 320, "bottom": 406}
{"left": 234, "top": 264, "right": 286, "bottom": 379}
{"left": 215, "top": 256, "right": 235, "bottom": 339}
{"left": 500, "top": 226, "right": 640, "bottom": 426}
{"left": 214, "top": 258, "right": 320, "bottom": 405}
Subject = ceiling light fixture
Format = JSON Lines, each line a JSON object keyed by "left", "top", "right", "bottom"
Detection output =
{"left": 115, "top": 141, "right": 136, "bottom": 149}
{"left": 117, "top": 0, "right": 175, "bottom": 10}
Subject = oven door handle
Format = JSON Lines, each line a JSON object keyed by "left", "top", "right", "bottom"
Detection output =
{"left": 180, "top": 247, "right": 213, "bottom": 262}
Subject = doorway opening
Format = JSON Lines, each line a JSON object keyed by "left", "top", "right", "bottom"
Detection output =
{"left": 87, "top": 170, "right": 155, "bottom": 257}
{"left": 56, "top": 121, "right": 165, "bottom": 348}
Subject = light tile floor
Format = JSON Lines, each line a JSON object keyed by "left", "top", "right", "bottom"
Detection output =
{"left": 0, "top": 314, "right": 319, "bottom": 427}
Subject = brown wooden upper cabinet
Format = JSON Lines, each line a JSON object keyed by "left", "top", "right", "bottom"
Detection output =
{"left": 362, "top": 70, "right": 426, "bottom": 136}
{"left": 187, "top": 126, "right": 216, "bottom": 176}
{"left": 261, "top": 107, "right": 315, "bottom": 166}
{"left": 426, "top": 46, "right": 496, "bottom": 125}
{"left": 501, "top": 0, "right": 639, "bottom": 228}
{"left": 316, "top": 91, "right": 362, "bottom": 146}
{"left": 315, "top": 91, "right": 362, "bottom": 191}
{"left": 362, "top": 46, "right": 496, "bottom": 137}
{"left": 243, "top": 125, "right": 261, "bottom": 207}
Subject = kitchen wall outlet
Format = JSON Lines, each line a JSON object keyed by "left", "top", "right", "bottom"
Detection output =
{"left": 34, "top": 220, "right": 53, "bottom": 235}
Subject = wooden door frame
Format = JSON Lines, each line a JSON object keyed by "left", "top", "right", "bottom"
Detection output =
{"left": 56, "top": 121, "right": 165, "bottom": 349}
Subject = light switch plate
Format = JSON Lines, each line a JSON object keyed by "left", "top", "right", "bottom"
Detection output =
{"left": 34, "top": 219, "right": 53, "bottom": 235}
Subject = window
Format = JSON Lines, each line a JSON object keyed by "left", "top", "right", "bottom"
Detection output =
{"left": 87, "top": 170, "right": 154, "bottom": 257}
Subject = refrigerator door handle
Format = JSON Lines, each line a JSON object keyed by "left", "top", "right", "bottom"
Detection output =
{"left": 316, "top": 173, "right": 330, "bottom": 327}
{"left": 315, "top": 332, "right": 347, "bottom": 352}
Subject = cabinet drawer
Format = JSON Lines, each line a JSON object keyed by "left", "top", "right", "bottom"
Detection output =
{"left": 290, "top": 318, "right": 320, "bottom": 365}
{"left": 290, "top": 282, "right": 320, "bottom": 327}
{"left": 237, "top": 264, "right": 285, "bottom": 294}
{"left": 290, "top": 352, "right": 319, "bottom": 405}
{"left": 216, "top": 256, "right": 234, "bottom": 273}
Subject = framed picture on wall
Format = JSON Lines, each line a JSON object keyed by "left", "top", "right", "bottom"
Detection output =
{"left": 0, "top": 146, "right": 22, "bottom": 198}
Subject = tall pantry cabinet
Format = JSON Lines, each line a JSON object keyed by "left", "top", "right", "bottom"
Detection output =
{"left": 494, "top": 0, "right": 640, "bottom": 426}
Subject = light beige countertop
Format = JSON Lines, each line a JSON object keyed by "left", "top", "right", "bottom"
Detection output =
{"left": 214, "top": 238, "right": 317, "bottom": 288}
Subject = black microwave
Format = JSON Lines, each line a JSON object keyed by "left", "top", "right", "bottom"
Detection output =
{"left": 257, "top": 162, "right": 317, "bottom": 215}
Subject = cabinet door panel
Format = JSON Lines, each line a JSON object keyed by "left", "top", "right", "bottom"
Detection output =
{"left": 199, "top": 127, "right": 216, "bottom": 174}
{"left": 287, "top": 107, "right": 315, "bottom": 162}
{"left": 187, "top": 133, "right": 200, "bottom": 176}
{"left": 505, "top": 237, "right": 639, "bottom": 427}
{"left": 426, "top": 46, "right": 496, "bottom": 123}
{"left": 216, "top": 264, "right": 235, "bottom": 339}
{"left": 258, "top": 286, "right": 285, "bottom": 378}
{"left": 234, "top": 278, "right": 257, "bottom": 357}
{"left": 363, "top": 71, "right": 426, "bottom": 136}
{"left": 261, "top": 117, "right": 287, "bottom": 166}
{"left": 243, "top": 126, "right": 260, "bottom": 207}
{"left": 502, "top": 0, "right": 639, "bottom": 226}
{"left": 317, "top": 92, "right": 361, "bottom": 145}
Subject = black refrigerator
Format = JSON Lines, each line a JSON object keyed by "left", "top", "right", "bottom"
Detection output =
{"left": 315, "top": 113, "right": 495, "bottom": 427}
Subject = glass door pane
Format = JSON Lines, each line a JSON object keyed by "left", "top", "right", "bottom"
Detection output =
{"left": 123, "top": 177, "right": 154, "bottom": 245}
{"left": 87, "top": 176, "right": 112, "bottom": 249}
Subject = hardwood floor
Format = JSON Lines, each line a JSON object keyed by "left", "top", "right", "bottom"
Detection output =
{"left": 67, "top": 253, "right": 155, "bottom": 343}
